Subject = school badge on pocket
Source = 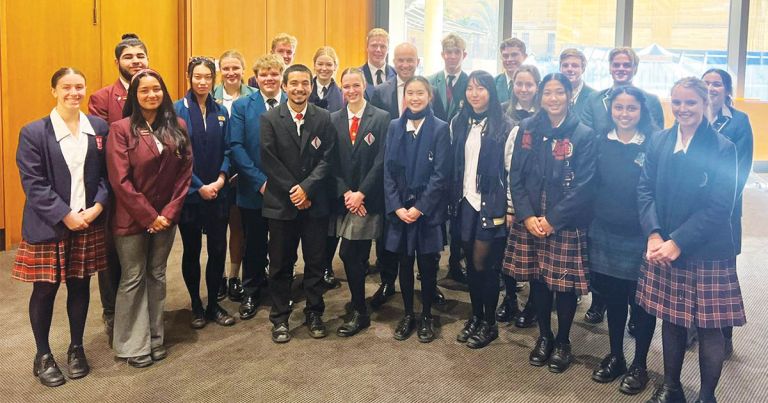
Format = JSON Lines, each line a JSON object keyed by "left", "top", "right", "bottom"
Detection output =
{"left": 634, "top": 152, "right": 645, "bottom": 167}
{"left": 311, "top": 136, "right": 322, "bottom": 149}
{"left": 95, "top": 135, "right": 104, "bottom": 150}
{"left": 364, "top": 133, "right": 375, "bottom": 145}
{"left": 552, "top": 139, "right": 573, "bottom": 161}
{"left": 218, "top": 115, "right": 226, "bottom": 127}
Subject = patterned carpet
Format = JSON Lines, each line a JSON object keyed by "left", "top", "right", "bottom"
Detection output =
{"left": 1, "top": 181, "right": 766, "bottom": 403}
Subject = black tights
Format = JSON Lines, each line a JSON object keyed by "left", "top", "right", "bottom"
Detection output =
{"left": 398, "top": 253, "right": 439, "bottom": 316}
{"left": 179, "top": 218, "right": 228, "bottom": 312}
{"left": 531, "top": 280, "right": 577, "bottom": 344}
{"left": 29, "top": 278, "right": 90, "bottom": 355}
{"left": 464, "top": 237, "right": 504, "bottom": 324}
{"left": 662, "top": 321, "right": 724, "bottom": 400}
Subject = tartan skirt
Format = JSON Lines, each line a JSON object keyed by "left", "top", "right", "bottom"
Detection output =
{"left": 12, "top": 223, "right": 107, "bottom": 283}
{"left": 636, "top": 258, "right": 746, "bottom": 329}
{"left": 502, "top": 220, "right": 590, "bottom": 295}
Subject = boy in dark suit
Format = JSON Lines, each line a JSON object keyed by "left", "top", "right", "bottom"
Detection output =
{"left": 260, "top": 64, "right": 337, "bottom": 343}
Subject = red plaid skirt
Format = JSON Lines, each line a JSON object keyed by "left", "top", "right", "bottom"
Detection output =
{"left": 12, "top": 224, "right": 107, "bottom": 283}
{"left": 502, "top": 221, "right": 590, "bottom": 295}
{"left": 636, "top": 258, "right": 746, "bottom": 329}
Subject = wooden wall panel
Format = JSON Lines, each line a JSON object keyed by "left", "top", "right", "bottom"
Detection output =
{"left": 188, "top": 0, "right": 267, "bottom": 72}
{"left": 99, "top": 0, "right": 184, "bottom": 99}
{"left": 325, "top": 0, "right": 373, "bottom": 71}
{"left": 1, "top": 0, "right": 102, "bottom": 248}
{"left": 265, "top": 0, "right": 328, "bottom": 67}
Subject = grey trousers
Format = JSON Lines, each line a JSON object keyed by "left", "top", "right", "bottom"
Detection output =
{"left": 112, "top": 227, "right": 177, "bottom": 358}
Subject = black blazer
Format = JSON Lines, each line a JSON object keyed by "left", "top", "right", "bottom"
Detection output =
{"left": 330, "top": 103, "right": 390, "bottom": 215}
{"left": 370, "top": 77, "right": 446, "bottom": 121}
{"left": 260, "top": 103, "right": 337, "bottom": 220}
{"left": 637, "top": 122, "right": 737, "bottom": 262}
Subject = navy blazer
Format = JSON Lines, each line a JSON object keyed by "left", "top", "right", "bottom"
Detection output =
{"left": 581, "top": 86, "right": 665, "bottom": 137}
{"left": 17, "top": 114, "right": 110, "bottom": 243}
{"left": 228, "top": 90, "right": 287, "bottom": 209}
{"left": 637, "top": 122, "right": 737, "bottom": 262}
{"left": 361, "top": 63, "right": 395, "bottom": 99}
{"left": 370, "top": 77, "right": 446, "bottom": 121}
{"left": 309, "top": 77, "right": 344, "bottom": 114}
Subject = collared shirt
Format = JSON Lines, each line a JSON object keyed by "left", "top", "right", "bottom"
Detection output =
{"left": 261, "top": 91, "right": 282, "bottom": 110}
{"left": 50, "top": 108, "right": 96, "bottom": 212}
{"left": 221, "top": 89, "right": 237, "bottom": 115}
{"left": 444, "top": 70, "right": 458, "bottom": 86}
{"left": 368, "top": 62, "right": 386, "bottom": 85}
{"left": 515, "top": 102, "right": 536, "bottom": 114}
{"left": 674, "top": 125, "right": 693, "bottom": 154}
{"left": 289, "top": 103, "right": 308, "bottom": 137}
{"left": 406, "top": 118, "right": 424, "bottom": 137}
{"left": 571, "top": 81, "right": 585, "bottom": 105}
{"left": 462, "top": 118, "right": 485, "bottom": 210}
{"left": 397, "top": 76, "right": 406, "bottom": 116}
{"left": 119, "top": 77, "right": 129, "bottom": 91}
{"left": 316, "top": 80, "right": 330, "bottom": 99}
{"left": 607, "top": 129, "right": 646, "bottom": 145}
{"left": 347, "top": 101, "right": 366, "bottom": 130}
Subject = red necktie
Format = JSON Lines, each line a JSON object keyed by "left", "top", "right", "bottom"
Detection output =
{"left": 446, "top": 75, "right": 455, "bottom": 105}
{"left": 350, "top": 116, "right": 360, "bottom": 144}
{"left": 295, "top": 113, "right": 303, "bottom": 121}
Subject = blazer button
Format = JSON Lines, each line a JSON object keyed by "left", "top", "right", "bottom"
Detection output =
{"left": 481, "top": 217, "right": 486, "bottom": 221}
{"left": 481, "top": 202, "right": 486, "bottom": 206}
{"left": 302, "top": 168, "right": 306, "bottom": 172}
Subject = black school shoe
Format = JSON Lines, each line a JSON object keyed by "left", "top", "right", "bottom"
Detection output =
{"left": 619, "top": 364, "right": 650, "bottom": 395}
{"left": 33, "top": 353, "right": 65, "bottom": 387}
{"left": 591, "top": 354, "right": 627, "bottom": 383}
{"left": 466, "top": 321, "right": 498, "bottom": 349}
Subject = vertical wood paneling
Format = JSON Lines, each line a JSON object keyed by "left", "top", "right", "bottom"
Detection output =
{"left": 265, "top": 0, "right": 327, "bottom": 67}
{"left": 325, "top": 0, "right": 373, "bottom": 71}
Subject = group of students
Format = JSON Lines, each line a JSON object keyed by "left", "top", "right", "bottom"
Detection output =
{"left": 11, "top": 28, "right": 752, "bottom": 403}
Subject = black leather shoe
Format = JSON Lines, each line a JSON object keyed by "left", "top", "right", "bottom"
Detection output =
{"left": 126, "top": 355, "right": 153, "bottom": 368}
{"left": 724, "top": 337, "right": 734, "bottom": 359}
{"left": 33, "top": 353, "right": 65, "bottom": 387}
{"left": 619, "top": 364, "right": 649, "bottom": 395}
{"left": 271, "top": 322, "right": 291, "bottom": 343}
{"left": 239, "top": 294, "right": 259, "bottom": 320}
{"left": 433, "top": 287, "right": 446, "bottom": 305}
{"left": 447, "top": 261, "right": 468, "bottom": 283}
{"left": 467, "top": 321, "right": 498, "bottom": 349}
{"left": 417, "top": 315, "right": 435, "bottom": 343}
{"left": 529, "top": 337, "right": 554, "bottom": 366}
{"left": 150, "top": 345, "right": 167, "bottom": 361}
{"left": 206, "top": 304, "right": 235, "bottom": 326}
{"left": 496, "top": 295, "right": 520, "bottom": 323}
{"left": 646, "top": 383, "right": 687, "bottom": 403}
{"left": 370, "top": 283, "right": 395, "bottom": 310}
{"left": 66, "top": 345, "right": 89, "bottom": 379}
{"left": 549, "top": 342, "right": 574, "bottom": 373}
{"left": 228, "top": 277, "right": 244, "bottom": 302}
{"left": 457, "top": 316, "right": 481, "bottom": 343}
{"left": 337, "top": 311, "right": 370, "bottom": 337}
{"left": 515, "top": 301, "right": 537, "bottom": 328}
{"left": 584, "top": 300, "right": 606, "bottom": 324}
{"left": 393, "top": 314, "right": 416, "bottom": 341}
{"left": 323, "top": 268, "right": 341, "bottom": 289}
{"left": 592, "top": 354, "right": 627, "bottom": 383}
{"left": 217, "top": 276, "right": 228, "bottom": 301}
{"left": 190, "top": 308, "right": 206, "bottom": 329}
{"left": 306, "top": 312, "right": 327, "bottom": 339}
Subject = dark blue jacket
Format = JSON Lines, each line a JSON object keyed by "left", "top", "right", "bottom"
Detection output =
{"left": 309, "top": 77, "right": 344, "bottom": 114}
{"left": 16, "top": 115, "right": 110, "bottom": 243}
{"left": 361, "top": 63, "right": 396, "bottom": 100}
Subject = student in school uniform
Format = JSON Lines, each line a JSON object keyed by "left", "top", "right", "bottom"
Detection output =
{"left": 559, "top": 48, "right": 596, "bottom": 120}
{"left": 637, "top": 77, "right": 744, "bottom": 403}
{"left": 494, "top": 38, "right": 528, "bottom": 103}
{"left": 14, "top": 68, "right": 109, "bottom": 387}
{"left": 383, "top": 76, "right": 452, "bottom": 343}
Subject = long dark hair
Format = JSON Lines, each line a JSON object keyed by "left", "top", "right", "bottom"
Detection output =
{"left": 607, "top": 85, "right": 658, "bottom": 137}
{"left": 454, "top": 70, "right": 506, "bottom": 142}
{"left": 530, "top": 73, "right": 573, "bottom": 126}
{"left": 187, "top": 56, "right": 217, "bottom": 90}
{"left": 702, "top": 68, "right": 733, "bottom": 107}
{"left": 124, "top": 69, "right": 189, "bottom": 157}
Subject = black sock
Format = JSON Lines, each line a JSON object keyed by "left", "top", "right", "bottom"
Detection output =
{"left": 29, "top": 282, "right": 60, "bottom": 355}
{"left": 555, "top": 291, "right": 577, "bottom": 344}
{"left": 179, "top": 223, "right": 204, "bottom": 311}
{"left": 531, "top": 280, "right": 554, "bottom": 339}
{"left": 698, "top": 327, "right": 725, "bottom": 400}
{"left": 662, "top": 321, "right": 687, "bottom": 388}
{"left": 502, "top": 273, "right": 517, "bottom": 298}
{"left": 631, "top": 305, "right": 657, "bottom": 369}
{"left": 722, "top": 326, "right": 733, "bottom": 341}
{"left": 482, "top": 238, "right": 505, "bottom": 325}
{"left": 418, "top": 253, "right": 438, "bottom": 317}
{"left": 66, "top": 278, "right": 90, "bottom": 347}
{"left": 464, "top": 242, "right": 483, "bottom": 319}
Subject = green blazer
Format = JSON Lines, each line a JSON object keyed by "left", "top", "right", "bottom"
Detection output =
{"left": 428, "top": 70, "right": 468, "bottom": 123}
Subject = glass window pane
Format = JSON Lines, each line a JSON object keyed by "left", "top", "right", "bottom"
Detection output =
{"left": 632, "top": 0, "right": 730, "bottom": 98}
{"left": 746, "top": 0, "right": 768, "bottom": 100}
{"left": 511, "top": 0, "right": 616, "bottom": 88}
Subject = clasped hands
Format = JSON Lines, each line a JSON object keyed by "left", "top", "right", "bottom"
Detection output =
{"left": 148, "top": 215, "right": 172, "bottom": 234}
{"left": 62, "top": 203, "right": 104, "bottom": 231}
{"left": 646, "top": 233, "right": 681, "bottom": 267}
{"left": 290, "top": 185, "right": 312, "bottom": 210}
{"left": 395, "top": 206, "right": 422, "bottom": 224}
{"left": 523, "top": 216, "right": 554, "bottom": 238}
{"left": 198, "top": 174, "right": 227, "bottom": 200}
{"left": 344, "top": 190, "right": 367, "bottom": 217}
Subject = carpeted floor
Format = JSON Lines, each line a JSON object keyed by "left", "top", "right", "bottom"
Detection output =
{"left": 1, "top": 179, "right": 767, "bottom": 402}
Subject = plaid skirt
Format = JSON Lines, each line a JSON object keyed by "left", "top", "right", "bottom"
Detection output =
{"left": 12, "top": 223, "right": 107, "bottom": 283}
{"left": 502, "top": 221, "right": 590, "bottom": 295}
{"left": 636, "top": 258, "right": 746, "bottom": 329}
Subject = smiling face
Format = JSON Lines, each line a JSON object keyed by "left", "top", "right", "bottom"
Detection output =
{"left": 256, "top": 67, "right": 282, "bottom": 98}
{"left": 341, "top": 72, "right": 365, "bottom": 105}
{"left": 404, "top": 80, "right": 431, "bottom": 114}
{"left": 671, "top": 85, "right": 706, "bottom": 132}
{"left": 117, "top": 45, "right": 148, "bottom": 82}
{"left": 702, "top": 71, "right": 727, "bottom": 113}
{"left": 513, "top": 71, "right": 537, "bottom": 106}
{"left": 611, "top": 93, "right": 642, "bottom": 132}
{"left": 367, "top": 35, "right": 389, "bottom": 68}
{"left": 283, "top": 70, "right": 312, "bottom": 107}
{"left": 441, "top": 46, "right": 466, "bottom": 75}
{"left": 314, "top": 54, "right": 337, "bottom": 83}
{"left": 610, "top": 53, "right": 635, "bottom": 85}
{"left": 137, "top": 75, "right": 163, "bottom": 112}
{"left": 393, "top": 44, "right": 419, "bottom": 81}
{"left": 560, "top": 56, "right": 584, "bottom": 86}
{"left": 190, "top": 64, "right": 213, "bottom": 97}
{"left": 273, "top": 42, "right": 295, "bottom": 66}
{"left": 501, "top": 45, "right": 526, "bottom": 76}
{"left": 465, "top": 78, "right": 490, "bottom": 113}
{"left": 219, "top": 56, "right": 244, "bottom": 87}
{"left": 540, "top": 79, "right": 568, "bottom": 121}
{"left": 52, "top": 73, "right": 86, "bottom": 111}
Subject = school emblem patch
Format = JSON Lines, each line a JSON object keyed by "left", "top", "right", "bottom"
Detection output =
{"left": 521, "top": 131, "right": 533, "bottom": 150}
{"left": 311, "top": 136, "right": 322, "bottom": 149}
{"left": 552, "top": 139, "right": 573, "bottom": 161}
{"left": 364, "top": 133, "right": 375, "bottom": 145}
{"left": 634, "top": 152, "right": 645, "bottom": 167}
{"left": 95, "top": 135, "right": 103, "bottom": 150}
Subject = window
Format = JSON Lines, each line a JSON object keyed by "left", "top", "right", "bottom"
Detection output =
{"left": 632, "top": 0, "right": 730, "bottom": 98}
{"left": 746, "top": 0, "right": 768, "bottom": 100}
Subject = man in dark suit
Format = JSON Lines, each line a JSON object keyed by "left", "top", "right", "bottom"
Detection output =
{"left": 228, "top": 54, "right": 286, "bottom": 320}
{"left": 494, "top": 38, "right": 527, "bottom": 103}
{"left": 428, "top": 33, "right": 469, "bottom": 283}
{"left": 559, "top": 48, "right": 596, "bottom": 120}
{"left": 87, "top": 33, "right": 149, "bottom": 340}
{"left": 360, "top": 28, "right": 396, "bottom": 99}
{"left": 260, "top": 64, "right": 336, "bottom": 343}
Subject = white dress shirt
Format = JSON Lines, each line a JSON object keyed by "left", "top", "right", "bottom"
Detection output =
{"left": 288, "top": 104, "right": 308, "bottom": 137}
{"left": 50, "top": 108, "right": 95, "bottom": 212}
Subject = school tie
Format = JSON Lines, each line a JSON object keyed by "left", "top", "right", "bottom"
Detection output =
{"left": 376, "top": 69, "right": 384, "bottom": 85}
{"left": 294, "top": 113, "right": 303, "bottom": 137}
{"left": 407, "top": 129, "right": 416, "bottom": 139}
{"left": 267, "top": 98, "right": 278, "bottom": 109}
{"left": 350, "top": 116, "right": 360, "bottom": 144}
{"left": 320, "top": 86, "right": 327, "bottom": 99}
{"left": 446, "top": 75, "right": 455, "bottom": 105}
{"left": 508, "top": 80, "right": 513, "bottom": 97}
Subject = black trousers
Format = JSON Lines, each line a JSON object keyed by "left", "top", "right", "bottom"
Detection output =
{"left": 178, "top": 210, "right": 228, "bottom": 309}
{"left": 267, "top": 213, "right": 328, "bottom": 325}
{"left": 378, "top": 221, "right": 399, "bottom": 286}
{"left": 340, "top": 239, "right": 372, "bottom": 315}
{"left": 240, "top": 207, "right": 269, "bottom": 297}
{"left": 324, "top": 236, "right": 340, "bottom": 271}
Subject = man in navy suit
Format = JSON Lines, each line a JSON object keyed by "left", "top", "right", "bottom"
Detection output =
{"left": 228, "top": 54, "right": 286, "bottom": 320}
{"left": 360, "top": 28, "right": 396, "bottom": 99}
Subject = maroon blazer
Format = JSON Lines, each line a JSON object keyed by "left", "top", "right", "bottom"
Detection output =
{"left": 89, "top": 80, "right": 128, "bottom": 124}
{"left": 106, "top": 117, "right": 193, "bottom": 236}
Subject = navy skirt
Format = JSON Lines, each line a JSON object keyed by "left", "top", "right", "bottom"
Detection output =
{"left": 458, "top": 198, "right": 506, "bottom": 242}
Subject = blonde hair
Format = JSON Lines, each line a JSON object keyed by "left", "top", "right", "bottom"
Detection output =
{"left": 271, "top": 33, "right": 297, "bottom": 51}
{"left": 313, "top": 46, "right": 339, "bottom": 67}
{"left": 218, "top": 49, "right": 246, "bottom": 84}
{"left": 252, "top": 53, "right": 285, "bottom": 75}
{"left": 366, "top": 28, "right": 389, "bottom": 44}
{"left": 609, "top": 47, "right": 639, "bottom": 72}
{"left": 441, "top": 33, "right": 466, "bottom": 52}
{"left": 559, "top": 48, "right": 587, "bottom": 68}
{"left": 671, "top": 77, "right": 709, "bottom": 105}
